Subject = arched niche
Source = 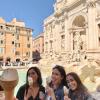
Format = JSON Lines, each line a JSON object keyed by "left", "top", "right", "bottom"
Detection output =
{"left": 72, "top": 15, "right": 85, "bottom": 27}
{"left": 70, "top": 15, "right": 87, "bottom": 51}
{"left": 68, "top": 13, "right": 87, "bottom": 28}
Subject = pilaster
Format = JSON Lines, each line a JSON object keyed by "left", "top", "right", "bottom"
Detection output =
{"left": 70, "top": 32, "right": 74, "bottom": 51}
{"left": 55, "top": 19, "right": 61, "bottom": 53}
{"left": 87, "top": 0, "right": 98, "bottom": 49}
{"left": 64, "top": 12, "right": 70, "bottom": 51}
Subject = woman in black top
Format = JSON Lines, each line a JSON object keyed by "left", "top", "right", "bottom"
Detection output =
{"left": 16, "top": 67, "right": 45, "bottom": 100}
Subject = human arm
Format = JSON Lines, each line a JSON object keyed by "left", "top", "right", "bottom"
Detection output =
{"left": 85, "top": 94, "right": 96, "bottom": 100}
{"left": 64, "top": 96, "right": 71, "bottom": 100}
{"left": 77, "top": 92, "right": 96, "bottom": 100}
{"left": 16, "top": 85, "right": 26, "bottom": 100}
{"left": 46, "top": 86, "right": 56, "bottom": 100}
{"left": 39, "top": 85, "right": 45, "bottom": 100}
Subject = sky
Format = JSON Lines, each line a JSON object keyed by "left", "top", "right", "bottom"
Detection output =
{"left": 0, "top": 0, "right": 55, "bottom": 37}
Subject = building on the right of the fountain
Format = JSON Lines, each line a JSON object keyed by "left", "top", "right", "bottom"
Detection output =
{"left": 43, "top": 0, "right": 100, "bottom": 63}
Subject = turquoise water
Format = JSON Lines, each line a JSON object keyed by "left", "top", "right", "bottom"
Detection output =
{"left": 15, "top": 69, "right": 27, "bottom": 96}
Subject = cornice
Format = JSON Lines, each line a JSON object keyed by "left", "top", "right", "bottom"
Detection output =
{"left": 54, "top": 9, "right": 64, "bottom": 17}
{"left": 64, "top": 0, "right": 82, "bottom": 12}
{"left": 54, "top": 0, "right": 67, "bottom": 17}
{"left": 69, "top": 26, "right": 86, "bottom": 34}
{"left": 44, "top": 14, "right": 55, "bottom": 25}
{"left": 86, "top": 0, "right": 96, "bottom": 8}
{"left": 54, "top": 0, "right": 84, "bottom": 17}
{"left": 55, "top": 0, "right": 83, "bottom": 15}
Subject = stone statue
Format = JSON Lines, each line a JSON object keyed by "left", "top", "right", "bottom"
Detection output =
{"left": 74, "top": 31, "right": 82, "bottom": 51}
{"left": 0, "top": 68, "right": 19, "bottom": 100}
{"left": 80, "top": 60, "right": 96, "bottom": 82}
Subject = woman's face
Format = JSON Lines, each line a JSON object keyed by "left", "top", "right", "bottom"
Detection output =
{"left": 66, "top": 75, "right": 77, "bottom": 91}
{"left": 28, "top": 69, "right": 38, "bottom": 84}
{"left": 52, "top": 68, "right": 63, "bottom": 86}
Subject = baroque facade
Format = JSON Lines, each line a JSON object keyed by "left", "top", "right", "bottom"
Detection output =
{"left": 0, "top": 18, "right": 33, "bottom": 62}
{"left": 43, "top": 0, "right": 100, "bottom": 62}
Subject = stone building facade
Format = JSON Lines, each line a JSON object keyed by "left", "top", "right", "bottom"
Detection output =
{"left": 43, "top": 0, "right": 100, "bottom": 63}
{"left": 0, "top": 18, "right": 33, "bottom": 63}
{"left": 33, "top": 33, "right": 44, "bottom": 54}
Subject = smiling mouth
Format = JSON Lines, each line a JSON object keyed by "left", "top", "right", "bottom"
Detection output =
{"left": 52, "top": 79, "right": 57, "bottom": 83}
{"left": 70, "top": 85, "right": 76, "bottom": 90}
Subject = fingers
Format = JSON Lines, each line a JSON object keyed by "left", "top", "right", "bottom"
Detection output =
{"left": 64, "top": 96, "right": 71, "bottom": 100}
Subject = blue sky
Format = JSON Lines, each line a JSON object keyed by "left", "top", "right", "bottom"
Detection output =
{"left": 0, "top": 0, "right": 55, "bottom": 37}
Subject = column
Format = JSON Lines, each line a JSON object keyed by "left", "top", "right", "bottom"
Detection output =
{"left": 87, "top": 0, "right": 98, "bottom": 49}
{"left": 64, "top": 12, "right": 71, "bottom": 51}
{"left": 55, "top": 19, "right": 61, "bottom": 53}
{"left": 70, "top": 32, "right": 73, "bottom": 51}
{"left": 43, "top": 26, "right": 46, "bottom": 53}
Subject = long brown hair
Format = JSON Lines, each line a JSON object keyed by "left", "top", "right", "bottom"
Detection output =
{"left": 66, "top": 72, "right": 87, "bottom": 92}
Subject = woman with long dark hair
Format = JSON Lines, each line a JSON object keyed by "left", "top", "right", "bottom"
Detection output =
{"left": 46, "top": 65, "right": 68, "bottom": 100}
{"left": 65, "top": 72, "right": 95, "bottom": 100}
{"left": 16, "top": 67, "right": 45, "bottom": 100}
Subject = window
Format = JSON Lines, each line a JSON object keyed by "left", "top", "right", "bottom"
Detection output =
{"left": 98, "top": 24, "right": 100, "bottom": 46}
{"left": 16, "top": 35, "right": 19, "bottom": 40}
{"left": 45, "top": 42, "right": 48, "bottom": 52}
{"left": 26, "top": 52, "right": 30, "bottom": 56}
{"left": 50, "top": 33, "right": 53, "bottom": 38}
{"left": 0, "top": 26, "right": 3, "bottom": 29}
{"left": 61, "top": 35, "right": 65, "bottom": 50}
{"left": 12, "top": 33, "right": 14, "bottom": 36}
{"left": 0, "top": 48, "right": 4, "bottom": 54}
{"left": 62, "top": 25, "right": 65, "bottom": 30}
{"left": 99, "top": 37, "right": 100, "bottom": 46}
{"left": 15, "top": 51, "right": 20, "bottom": 55}
{"left": 6, "top": 27, "right": 10, "bottom": 30}
{"left": 0, "top": 32, "right": 3, "bottom": 35}
{"left": 12, "top": 41, "right": 14, "bottom": 44}
{"left": 16, "top": 28, "right": 20, "bottom": 33}
{"left": 50, "top": 40, "right": 53, "bottom": 50}
{"left": 15, "top": 43, "right": 20, "bottom": 47}
{"left": 0, "top": 40, "right": 3, "bottom": 44}
{"left": 27, "top": 31, "right": 30, "bottom": 35}
{"left": 27, "top": 44, "right": 30, "bottom": 48}
{"left": 27, "top": 36, "right": 30, "bottom": 41}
